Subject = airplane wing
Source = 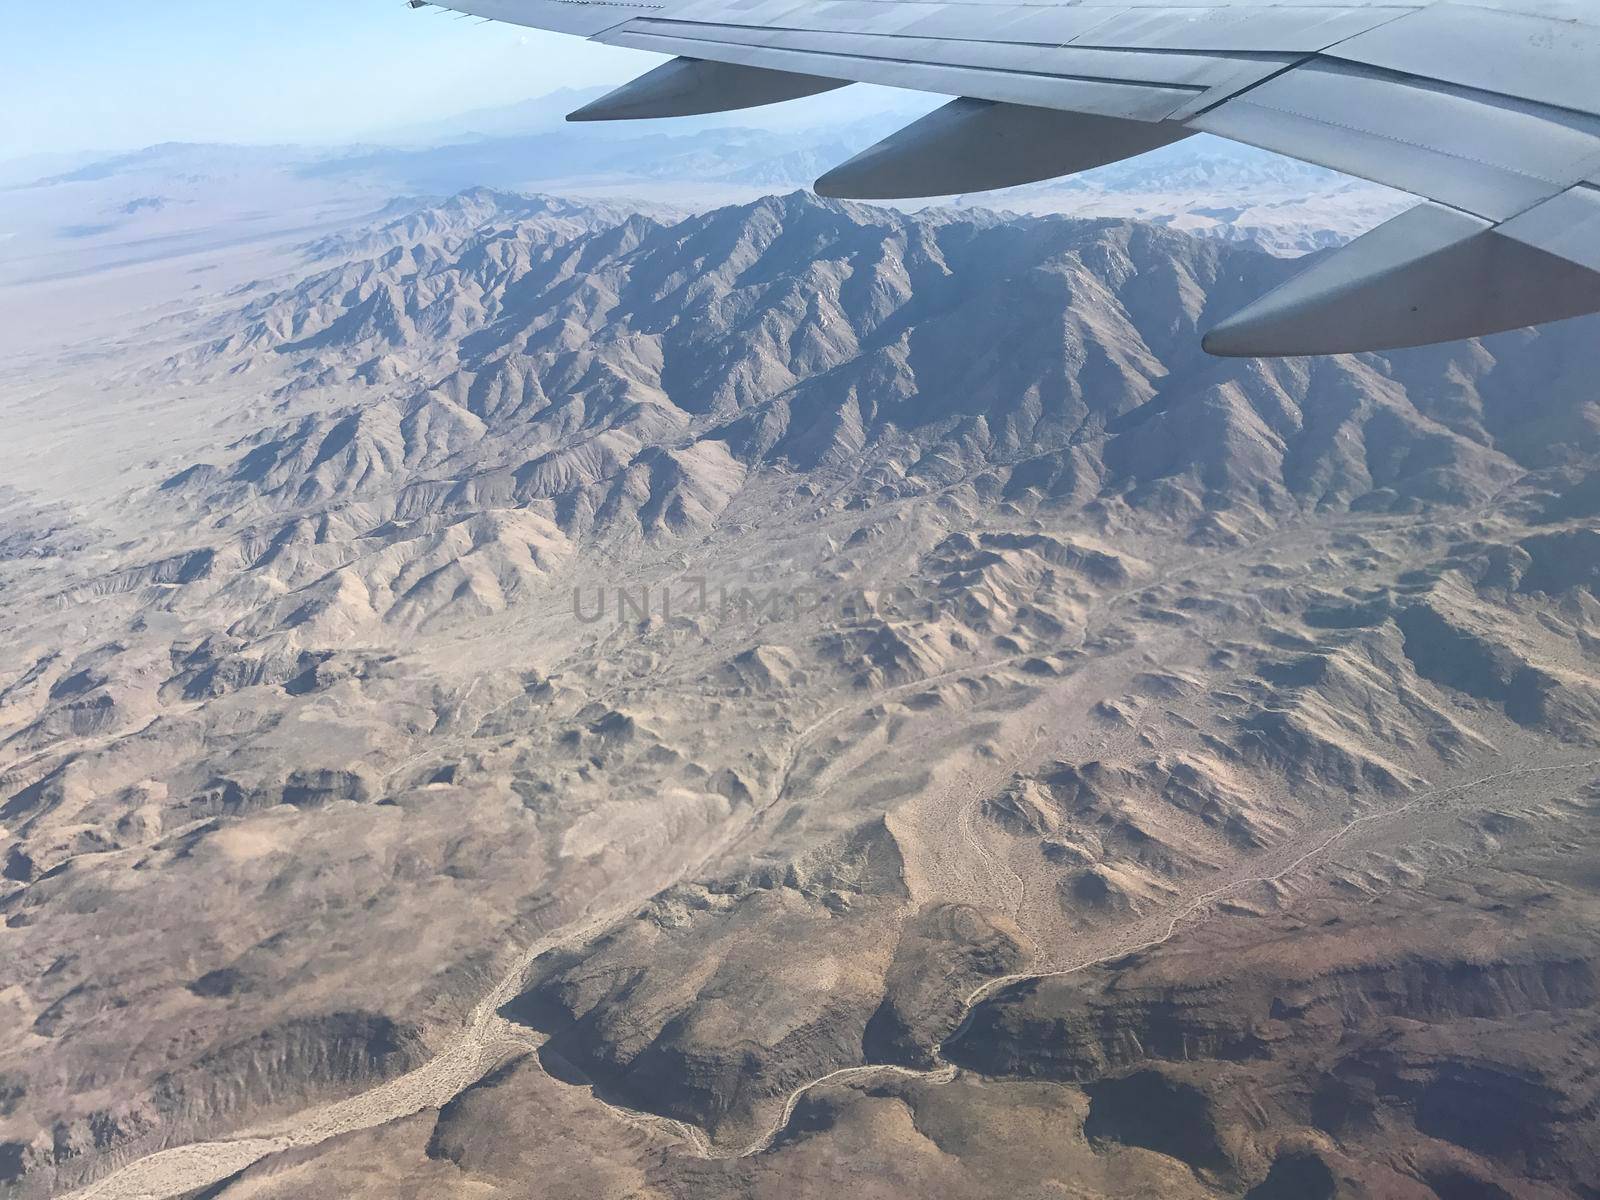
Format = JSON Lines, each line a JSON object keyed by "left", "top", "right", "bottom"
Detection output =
{"left": 413, "top": 1, "right": 1600, "bottom": 357}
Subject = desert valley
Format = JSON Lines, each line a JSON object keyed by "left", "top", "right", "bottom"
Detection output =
{"left": 3, "top": 123, "right": 1600, "bottom": 1199}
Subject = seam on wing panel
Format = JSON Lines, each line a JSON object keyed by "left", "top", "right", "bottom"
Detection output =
{"left": 1495, "top": 180, "right": 1600, "bottom": 227}
{"left": 1176, "top": 54, "right": 1314, "bottom": 119}
{"left": 634, "top": 17, "right": 1298, "bottom": 65}
{"left": 1228, "top": 96, "right": 1578, "bottom": 189}
{"left": 1314, "top": 5, "right": 1421, "bottom": 54}
{"left": 611, "top": 27, "right": 1206, "bottom": 98}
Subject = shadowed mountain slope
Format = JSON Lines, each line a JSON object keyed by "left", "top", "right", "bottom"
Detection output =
{"left": 3, "top": 190, "right": 1600, "bottom": 1200}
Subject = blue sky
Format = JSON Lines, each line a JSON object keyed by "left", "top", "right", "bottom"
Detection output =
{"left": 2, "top": 1, "right": 655, "bottom": 159}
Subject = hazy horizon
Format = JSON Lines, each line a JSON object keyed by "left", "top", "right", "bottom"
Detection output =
{"left": 3, "top": 1, "right": 654, "bottom": 160}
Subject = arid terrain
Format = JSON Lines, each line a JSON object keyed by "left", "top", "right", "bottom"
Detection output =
{"left": 3, "top": 179, "right": 1600, "bottom": 1200}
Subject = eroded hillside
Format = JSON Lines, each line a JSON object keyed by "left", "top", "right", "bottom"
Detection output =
{"left": 3, "top": 190, "right": 1600, "bottom": 1200}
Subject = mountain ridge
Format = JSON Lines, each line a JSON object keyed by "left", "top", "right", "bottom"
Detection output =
{"left": 3, "top": 188, "right": 1600, "bottom": 1200}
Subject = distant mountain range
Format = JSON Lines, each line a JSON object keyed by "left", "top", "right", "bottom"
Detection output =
{"left": 0, "top": 87, "right": 1408, "bottom": 290}
{"left": 153, "top": 187, "right": 1600, "bottom": 627}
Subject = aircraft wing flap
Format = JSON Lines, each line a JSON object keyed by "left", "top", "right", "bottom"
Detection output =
{"left": 599, "top": 23, "right": 1204, "bottom": 118}
{"left": 601, "top": 2, "right": 1414, "bottom": 53}
{"left": 606, "top": 20, "right": 1298, "bottom": 88}
{"left": 1190, "top": 61, "right": 1600, "bottom": 222}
